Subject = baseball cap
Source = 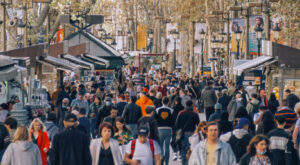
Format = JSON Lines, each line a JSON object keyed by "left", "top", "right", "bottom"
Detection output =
{"left": 64, "top": 113, "right": 78, "bottom": 122}
{"left": 137, "top": 127, "right": 149, "bottom": 136}
{"left": 236, "top": 118, "right": 249, "bottom": 129}
{"left": 214, "top": 103, "right": 222, "bottom": 110}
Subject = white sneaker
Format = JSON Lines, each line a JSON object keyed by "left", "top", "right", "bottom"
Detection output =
{"left": 177, "top": 157, "right": 182, "bottom": 162}
{"left": 172, "top": 155, "right": 177, "bottom": 161}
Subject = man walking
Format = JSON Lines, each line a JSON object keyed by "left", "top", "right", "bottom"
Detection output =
{"left": 50, "top": 114, "right": 91, "bottom": 165}
{"left": 154, "top": 97, "right": 174, "bottom": 165}
{"left": 122, "top": 96, "right": 142, "bottom": 137}
{"left": 201, "top": 81, "right": 217, "bottom": 120}
{"left": 189, "top": 122, "right": 236, "bottom": 165}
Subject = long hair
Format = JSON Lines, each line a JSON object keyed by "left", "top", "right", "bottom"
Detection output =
{"left": 261, "top": 110, "right": 275, "bottom": 135}
{"left": 29, "top": 118, "right": 47, "bottom": 132}
{"left": 13, "top": 125, "right": 29, "bottom": 142}
{"left": 114, "top": 117, "right": 132, "bottom": 134}
{"left": 247, "top": 135, "right": 269, "bottom": 156}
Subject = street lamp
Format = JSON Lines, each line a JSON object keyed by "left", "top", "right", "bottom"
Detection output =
{"left": 127, "top": 30, "right": 132, "bottom": 51}
{"left": 199, "top": 29, "right": 206, "bottom": 75}
{"left": 273, "top": 23, "right": 281, "bottom": 43}
{"left": 234, "top": 25, "right": 242, "bottom": 59}
{"left": 106, "top": 34, "right": 113, "bottom": 45}
{"left": 1, "top": 0, "right": 13, "bottom": 51}
{"left": 255, "top": 24, "right": 263, "bottom": 56}
{"left": 170, "top": 29, "right": 179, "bottom": 70}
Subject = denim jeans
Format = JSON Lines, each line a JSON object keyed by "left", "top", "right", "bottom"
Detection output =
{"left": 180, "top": 133, "right": 192, "bottom": 165}
{"left": 158, "top": 128, "right": 172, "bottom": 165}
{"left": 127, "top": 124, "right": 137, "bottom": 138}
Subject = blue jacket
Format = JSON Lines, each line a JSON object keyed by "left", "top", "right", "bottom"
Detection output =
{"left": 189, "top": 139, "right": 236, "bottom": 165}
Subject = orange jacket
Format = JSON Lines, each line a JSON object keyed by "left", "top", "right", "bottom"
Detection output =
{"left": 30, "top": 131, "right": 50, "bottom": 165}
{"left": 136, "top": 96, "right": 154, "bottom": 116}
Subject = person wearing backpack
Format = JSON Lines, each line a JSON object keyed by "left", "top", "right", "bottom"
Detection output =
{"left": 220, "top": 118, "right": 252, "bottom": 162}
{"left": 124, "top": 127, "right": 161, "bottom": 165}
{"left": 137, "top": 106, "right": 160, "bottom": 142}
{"left": 246, "top": 93, "right": 260, "bottom": 117}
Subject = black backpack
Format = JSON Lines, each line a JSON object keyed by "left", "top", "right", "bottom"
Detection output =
{"left": 228, "top": 133, "right": 251, "bottom": 161}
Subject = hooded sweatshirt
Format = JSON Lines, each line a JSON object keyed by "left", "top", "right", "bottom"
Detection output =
{"left": 1, "top": 141, "right": 42, "bottom": 165}
{"left": 136, "top": 96, "right": 154, "bottom": 116}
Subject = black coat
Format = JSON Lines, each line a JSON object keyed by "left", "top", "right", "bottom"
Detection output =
{"left": 50, "top": 127, "right": 91, "bottom": 165}
{"left": 218, "top": 94, "right": 232, "bottom": 111}
{"left": 121, "top": 103, "right": 142, "bottom": 125}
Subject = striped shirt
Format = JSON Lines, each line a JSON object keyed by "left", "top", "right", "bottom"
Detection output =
{"left": 275, "top": 107, "right": 297, "bottom": 129}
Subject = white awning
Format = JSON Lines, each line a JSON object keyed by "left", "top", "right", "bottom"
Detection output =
{"left": 83, "top": 54, "right": 109, "bottom": 66}
{"left": 62, "top": 54, "right": 94, "bottom": 70}
{"left": 233, "top": 56, "right": 274, "bottom": 76}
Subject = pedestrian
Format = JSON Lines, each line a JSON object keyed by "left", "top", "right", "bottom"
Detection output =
{"left": 258, "top": 89, "right": 268, "bottom": 108}
{"left": 1, "top": 125, "right": 42, "bottom": 165}
{"left": 189, "top": 121, "right": 207, "bottom": 151}
{"left": 78, "top": 108, "right": 91, "bottom": 137}
{"left": 208, "top": 103, "right": 223, "bottom": 122}
{"left": 268, "top": 93, "right": 280, "bottom": 114}
{"left": 293, "top": 102, "right": 300, "bottom": 161}
{"left": 268, "top": 116, "right": 293, "bottom": 165}
{"left": 246, "top": 93, "right": 260, "bottom": 117}
{"left": 253, "top": 105, "right": 267, "bottom": 131}
{"left": 116, "top": 94, "right": 128, "bottom": 116}
{"left": 228, "top": 93, "right": 243, "bottom": 121}
{"left": 29, "top": 118, "right": 50, "bottom": 165}
{"left": 154, "top": 92, "right": 163, "bottom": 108}
{"left": 217, "top": 89, "right": 231, "bottom": 111}
{"left": 256, "top": 110, "right": 276, "bottom": 135}
{"left": 136, "top": 92, "right": 154, "bottom": 116}
{"left": 0, "top": 103, "right": 9, "bottom": 123}
{"left": 57, "top": 98, "right": 70, "bottom": 127}
{"left": 103, "top": 106, "right": 118, "bottom": 125}
{"left": 226, "top": 81, "right": 236, "bottom": 97}
{"left": 122, "top": 96, "right": 142, "bottom": 137}
{"left": 3, "top": 117, "right": 17, "bottom": 142}
{"left": 285, "top": 89, "right": 300, "bottom": 110}
{"left": 275, "top": 99, "right": 297, "bottom": 130}
{"left": 218, "top": 112, "right": 233, "bottom": 135}
{"left": 95, "top": 97, "right": 113, "bottom": 131}
{"left": 56, "top": 85, "right": 71, "bottom": 108}
{"left": 201, "top": 81, "right": 217, "bottom": 120}
{"left": 44, "top": 113, "right": 59, "bottom": 143}
{"left": 220, "top": 118, "right": 252, "bottom": 162}
{"left": 88, "top": 96, "right": 102, "bottom": 137}
{"left": 245, "top": 82, "right": 256, "bottom": 97}
{"left": 137, "top": 106, "right": 160, "bottom": 142}
{"left": 154, "top": 97, "right": 174, "bottom": 165}
{"left": 50, "top": 113, "right": 92, "bottom": 165}
{"left": 188, "top": 122, "right": 236, "bottom": 165}
{"left": 70, "top": 91, "right": 89, "bottom": 114}
{"left": 90, "top": 122, "right": 122, "bottom": 165}
{"left": 113, "top": 117, "right": 133, "bottom": 157}
{"left": 239, "top": 135, "right": 275, "bottom": 165}
{"left": 175, "top": 100, "right": 200, "bottom": 165}
{"left": 179, "top": 89, "right": 191, "bottom": 107}
{"left": 124, "top": 127, "right": 161, "bottom": 165}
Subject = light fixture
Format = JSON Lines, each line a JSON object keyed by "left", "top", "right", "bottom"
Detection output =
{"left": 235, "top": 25, "right": 242, "bottom": 41}
{"left": 127, "top": 30, "right": 132, "bottom": 37}
{"left": 273, "top": 23, "right": 281, "bottom": 42}
{"left": 255, "top": 24, "right": 263, "bottom": 40}
{"left": 199, "top": 29, "right": 206, "bottom": 40}
{"left": 148, "top": 29, "right": 154, "bottom": 39}
{"left": 170, "top": 29, "right": 179, "bottom": 39}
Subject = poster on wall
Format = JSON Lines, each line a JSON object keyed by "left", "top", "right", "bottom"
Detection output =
{"left": 249, "top": 16, "right": 264, "bottom": 56}
{"left": 230, "top": 19, "right": 247, "bottom": 54}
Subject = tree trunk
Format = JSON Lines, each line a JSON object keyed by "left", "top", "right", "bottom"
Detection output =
{"left": 189, "top": 21, "right": 195, "bottom": 77}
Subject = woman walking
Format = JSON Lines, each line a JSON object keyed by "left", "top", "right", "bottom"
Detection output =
{"left": 239, "top": 135, "right": 275, "bottom": 165}
{"left": 90, "top": 122, "right": 122, "bottom": 165}
{"left": 29, "top": 118, "right": 50, "bottom": 165}
{"left": 113, "top": 117, "right": 133, "bottom": 158}
{"left": 1, "top": 125, "right": 42, "bottom": 165}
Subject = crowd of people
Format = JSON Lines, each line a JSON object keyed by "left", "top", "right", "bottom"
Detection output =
{"left": 0, "top": 66, "right": 300, "bottom": 165}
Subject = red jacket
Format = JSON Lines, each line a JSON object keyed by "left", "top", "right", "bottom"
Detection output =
{"left": 30, "top": 130, "right": 50, "bottom": 165}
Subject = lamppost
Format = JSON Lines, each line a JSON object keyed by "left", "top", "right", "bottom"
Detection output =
{"left": 255, "top": 24, "right": 263, "bottom": 56}
{"left": 199, "top": 29, "right": 205, "bottom": 76}
{"left": 273, "top": 23, "right": 281, "bottom": 43}
{"left": 147, "top": 29, "right": 154, "bottom": 52}
{"left": 0, "top": 0, "right": 12, "bottom": 52}
{"left": 234, "top": 25, "right": 242, "bottom": 59}
{"left": 170, "top": 29, "right": 179, "bottom": 70}
{"left": 127, "top": 30, "right": 132, "bottom": 51}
